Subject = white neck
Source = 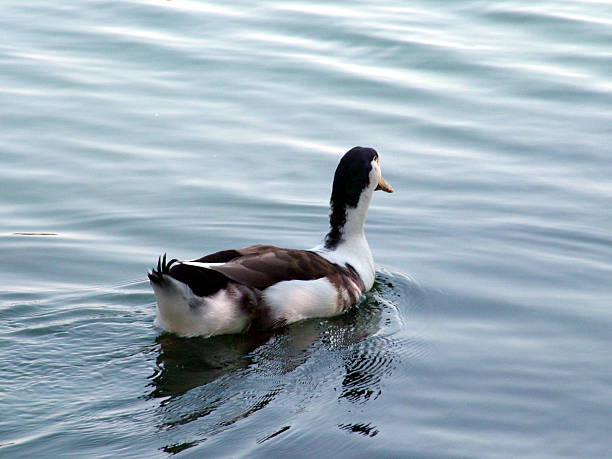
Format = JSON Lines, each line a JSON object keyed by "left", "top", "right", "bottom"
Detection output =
{"left": 340, "top": 187, "right": 373, "bottom": 240}
{"left": 315, "top": 185, "right": 376, "bottom": 290}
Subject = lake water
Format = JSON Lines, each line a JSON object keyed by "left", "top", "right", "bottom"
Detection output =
{"left": 1, "top": 0, "right": 611, "bottom": 457}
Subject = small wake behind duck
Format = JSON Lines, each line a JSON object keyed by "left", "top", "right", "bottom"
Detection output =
{"left": 148, "top": 146, "right": 393, "bottom": 337}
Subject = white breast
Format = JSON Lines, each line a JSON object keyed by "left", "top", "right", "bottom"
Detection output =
{"left": 313, "top": 234, "right": 376, "bottom": 291}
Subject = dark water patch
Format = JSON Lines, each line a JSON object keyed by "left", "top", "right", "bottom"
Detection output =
{"left": 338, "top": 422, "right": 379, "bottom": 437}
{"left": 162, "top": 440, "right": 199, "bottom": 455}
{"left": 256, "top": 425, "right": 291, "bottom": 444}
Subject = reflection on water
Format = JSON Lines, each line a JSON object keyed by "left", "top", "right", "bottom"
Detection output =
{"left": 340, "top": 337, "right": 393, "bottom": 404}
{"left": 148, "top": 333, "right": 269, "bottom": 400}
{"left": 338, "top": 422, "right": 379, "bottom": 438}
{"left": 148, "top": 272, "right": 412, "bottom": 454}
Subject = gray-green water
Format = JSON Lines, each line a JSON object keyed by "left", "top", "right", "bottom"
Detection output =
{"left": 1, "top": 1, "right": 611, "bottom": 457}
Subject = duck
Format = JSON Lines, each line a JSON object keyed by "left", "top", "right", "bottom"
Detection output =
{"left": 148, "top": 146, "right": 393, "bottom": 337}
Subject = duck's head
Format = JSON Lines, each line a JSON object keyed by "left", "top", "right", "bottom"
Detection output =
{"left": 330, "top": 146, "right": 393, "bottom": 205}
{"left": 325, "top": 146, "right": 393, "bottom": 249}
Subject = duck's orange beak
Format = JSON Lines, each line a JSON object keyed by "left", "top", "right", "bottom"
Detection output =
{"left": 375, "top": 176, "right": 393, "bottom": 193}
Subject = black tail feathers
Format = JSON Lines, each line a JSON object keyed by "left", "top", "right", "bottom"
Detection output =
{"left": 148, "top": 253, "right": 179, "bottom": 284}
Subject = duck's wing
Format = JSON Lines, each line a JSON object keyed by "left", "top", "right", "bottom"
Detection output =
{"left": 178, "top": 245, "right": 337, "bottom": 291}
{"left": 214, "top": 245, "right": 337, "bottom": 289}
{"left": 152, "top": 248, "right": 262, "bottom": 298}
{"left": 192, "top": 249, "right": 245, "bottom": 264}
{"left": 149, "top": 253, "right": 231, "bottom": 297}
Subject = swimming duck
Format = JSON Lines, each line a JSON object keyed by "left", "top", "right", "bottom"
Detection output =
{"left": 148, "top": 146, "right": 393, "bottom": 337}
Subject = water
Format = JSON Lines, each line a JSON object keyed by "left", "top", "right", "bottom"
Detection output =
{"left": 1, "top": 0, "right": 611, "bottom": 456}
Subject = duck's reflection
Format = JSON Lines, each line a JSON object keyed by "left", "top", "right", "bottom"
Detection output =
{"left": 148, "top": 332, "right": 270, "bottom": 400}
{"left": 148, "top": 274, "right": 402, "bottom": 452}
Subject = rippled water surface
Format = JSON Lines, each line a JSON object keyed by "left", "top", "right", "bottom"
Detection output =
{"left": 2, "top": 1, "right": 611, "bottom": 457}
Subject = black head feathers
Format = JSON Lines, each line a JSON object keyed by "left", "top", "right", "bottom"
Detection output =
{"left": 325, "top": 146, "right": 379, "bottom": 249}
{"left": 330, "top": 146, "right": 378, "bottom": 209}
